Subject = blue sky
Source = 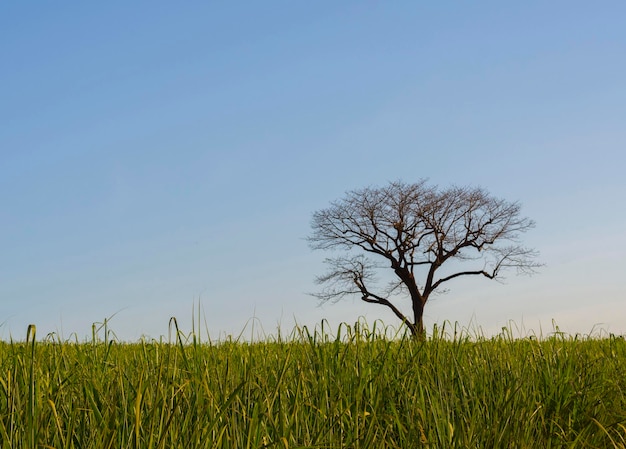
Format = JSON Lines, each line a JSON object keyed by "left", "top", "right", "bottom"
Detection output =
{"left": 2, "top": 2, "right": 625, "bottom": 341}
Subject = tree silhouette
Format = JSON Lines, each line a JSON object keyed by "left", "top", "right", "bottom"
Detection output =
{"left": 309, "top": 180, "right": 540, "bottom": 337}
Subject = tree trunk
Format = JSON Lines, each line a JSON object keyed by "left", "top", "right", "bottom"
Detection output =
{"left": 411, "top": 295, "right": 426, "bottom": 340}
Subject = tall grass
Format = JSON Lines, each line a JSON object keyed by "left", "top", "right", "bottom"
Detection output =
{"left": 0, "top": 320, "right": 625, "bottom": 448}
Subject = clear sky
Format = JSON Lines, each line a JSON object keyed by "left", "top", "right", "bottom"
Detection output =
{"left": 2, "top": 2, "right": 625, "bottom": 341}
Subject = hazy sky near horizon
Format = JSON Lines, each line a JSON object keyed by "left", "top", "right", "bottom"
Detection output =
{"left": 2, "top": 2, "right": 625, "bottom": 341}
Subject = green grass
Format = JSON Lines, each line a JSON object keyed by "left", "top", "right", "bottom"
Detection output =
{"left": 0, "top": 321, "right": 625, "bottom": 448}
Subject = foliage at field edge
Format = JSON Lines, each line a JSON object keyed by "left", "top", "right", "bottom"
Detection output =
{"left": 0, "top": 322, "right": 625, "bottom": 448}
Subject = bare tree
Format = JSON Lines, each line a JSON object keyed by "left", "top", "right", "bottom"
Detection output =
{"left": 308, "top": 180, "right": 540, "bottom": 338}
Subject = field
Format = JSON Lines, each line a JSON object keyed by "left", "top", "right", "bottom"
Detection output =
{"left": 1, "top": 321, "right": 625, "bottom": 448}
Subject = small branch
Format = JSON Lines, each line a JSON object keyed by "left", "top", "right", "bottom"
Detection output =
{"left": 361, "top": 294, "right": 413, "bottom": 332}
{"left": 430, "top": 269, "right": 493, "bottom": 291}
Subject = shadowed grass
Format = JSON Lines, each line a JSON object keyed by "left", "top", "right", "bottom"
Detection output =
{"left": 0, "top": 320, "right": 625, "bottom": 448}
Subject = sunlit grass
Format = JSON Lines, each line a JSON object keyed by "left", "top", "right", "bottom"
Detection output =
{"left": 0, "top": 320, "right": 625, "bottom": 448}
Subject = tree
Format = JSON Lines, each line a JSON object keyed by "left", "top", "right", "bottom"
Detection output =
{"left": 308, "top": 180, "right": 540, "bottom": 338}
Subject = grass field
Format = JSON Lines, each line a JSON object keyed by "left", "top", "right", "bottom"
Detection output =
{"left": 1, "top": 320, "right": 625, "bottom": 448}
